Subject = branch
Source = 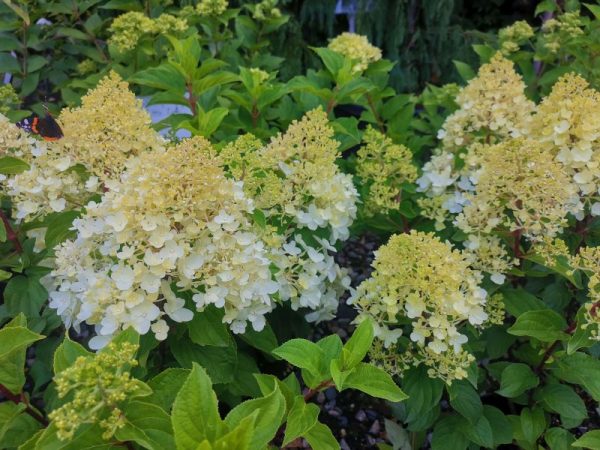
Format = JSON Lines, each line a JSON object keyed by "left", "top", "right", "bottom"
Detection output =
{"left": 0, "top": 209, "right": 22, "bottom": 253}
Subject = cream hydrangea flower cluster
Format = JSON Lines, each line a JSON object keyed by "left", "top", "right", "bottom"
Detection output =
{"left": 328, "top": 32, "right": 382, "bottom": 73}
{"left": 49, "top": 137, "right": 279, "bottom": 347}
{"left": 356, "top": 126, "right": 417, "bottom": 216}
{"left": 0, "top": 115, "right": 94, "bottom": 225}
{"left": 220, "top": 109, "right": 357, "bottom": 322}
{"left": 350, "top": 231, "right": 492, "bottom": 383}
{"left": 57, "top": 71, "right": 164, "bottom": 180}
{"left": 437, "top": 53, "right": 535, "bottom": 151}
{"left": 49, "top": 342, "right": 141, "bottom": 441}
{"left": 417, "top": 54, "right": 535, "bottom": 228}
{"left": 108, "top": 12, "right": 188, "bottom": 53}
{"left": 455, "top": 138, "right": 577, "bottom": 279}
{"left": 221, "top": 108, "right": 358, "bottom": 244}
{"left": 541, "top": 11, "right": 584, "bottom": 54}
{"left": 529, "top": 73, "right": 600, "bottom": 215}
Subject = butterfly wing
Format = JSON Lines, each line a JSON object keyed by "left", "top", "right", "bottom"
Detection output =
{"left": 31, "top": 113, "right": 63, "bottom": 141}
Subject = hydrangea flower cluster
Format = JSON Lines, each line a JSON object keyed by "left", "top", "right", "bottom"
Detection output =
{"left": 437, "top": 52, "right": 535, "bottom": 151}
{"left": 0, "top": 84, "right": 19, "bottom": 115}
{"left": 498, "top": 20, "right": 534, "bottom": 54}
{"left": 221, "top": 109, "right": 357, "bottom": 322}
{"left": 253, "top": 0, "right": 282, "bottom": 20}
{"left": 529, "top": 73, "right": 600, "bottom": 215}
{"left": 49, "top": 342, "right": 141, "bottom": 440}
{"left": 328, "top": 32, "right": 382, "bottom": 73}
{"left": 108, "top": 12, "right": 188, "bottom": 53}
{"left": 356, "top": 126, "right": 417, "bottom": 217}
{"left": 196, "top": 0, "right": 229, "bottom": 16}
{"left": 349, "top": 231, "right": 494, "bottom": 383}
{"left": 221, "top": 108, "right": 358, "bottom": 244}
{"left": 57, "top": 71, "right": 164, "bottom": 180}
{"left": 541, "top": 11, "right": 584, "bottom": 54}
{"left": 49, "top": 137, "right": 280, "bottom": 347}
{"left": 455, "top": 138, "right": 578, "bottom": 279}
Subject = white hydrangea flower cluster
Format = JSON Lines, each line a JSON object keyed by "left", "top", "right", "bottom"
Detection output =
{"left": 49, "top": 138, "right": 279, "bottom": 348}
{"left": 273, "top": 235, "right": 351, "bottom": 323}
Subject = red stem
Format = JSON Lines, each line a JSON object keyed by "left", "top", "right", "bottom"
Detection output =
{"left": 0, "top": 384, "right": 48, "bottom": 426}
{"left": 0, "top": 210, "right": 22, "bottom": 253}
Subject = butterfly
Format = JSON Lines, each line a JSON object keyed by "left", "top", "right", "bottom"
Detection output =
{"left": 19, "top": 106, "right": 64, "bottom": 141}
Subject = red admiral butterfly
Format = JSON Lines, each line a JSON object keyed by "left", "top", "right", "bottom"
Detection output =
{"left": 19, "top": 106, "right": 63, "bottom": 141}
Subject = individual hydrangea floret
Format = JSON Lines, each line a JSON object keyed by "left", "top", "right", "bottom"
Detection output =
{"left": 349, "top": 230, "right": 492, "bottom": 383}
{"left": 49, "top": 342, "right": 141, "bottom": 441}
{"left": 328, "top": 32, "right": 382, "bottom": 73}
{"left": 49, "top": 137, "right": 278, "bottom": 347}
{"left": 356, "top": 126, "right": 417, "bottom": 216}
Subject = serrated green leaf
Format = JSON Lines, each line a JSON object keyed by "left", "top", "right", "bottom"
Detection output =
{"left": 53, "top": 336, "right": 92, "bottom": 374}
{"left": 343, "top": 363, "right": 407, "bottom": 402}
{"left": 496, "top": 363, "right": 539, "bottom": 398}
{"left": 507, "top": 309, "right": 568, "bottom": 342}
{"left": 283, "top": 396, "right": 320, "bottom": 445}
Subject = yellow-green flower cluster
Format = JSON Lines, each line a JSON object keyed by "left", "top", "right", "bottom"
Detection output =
{"left": 349, "top": 231, "right": 489, "bottom": 383}
{"left": 49, "top": 342, "right": 140, "bottom": 441}
{"left": 356, "top": 126, "right": 417, "bottom": 216}
{"left": 253, "top": 0, "right": 282, "bottom": 20}
{"left": 76, "top": 59, "right": 97, "bottom": 76}
{"left": 328, "top": 32, "right": 382, "bottom": 73}
{"left": 108, "top": 11, "right": 188, "bottom": 53}
{"left": 498, "top": 20, "right": 534, "bottom": 54}
{"left": 49, "top": 137, "right": 279, "bottom": 347}
{"left": 530, "top": 73, "right": 600, "bottom": 212}
{"left": 221, "top": 108, "right": 358, "bottom": 243}
{"left": 455, "top": 138, "right": 577, "bottom": 275}
{"left": 541, "top": 11, "right": 584, "bottom": 54}
{"left": 0, "top": 84, "right": 19, "bottom": 115}
{"left": 58, "top": 71, "right": 163, "bottom": 180}
{"left": 438, "top": 53, "right": 535, "bottom": 150}
{"left": 196, "top": 0, "right": 228, "bottom": 17}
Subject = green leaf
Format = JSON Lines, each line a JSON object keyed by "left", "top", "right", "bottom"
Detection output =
{"left": 272, "top": 338, "right": 325, "bottom": 379}
{"left": 545, "top": 427, "right": 575, "bottom": 450}
{"left": 238, "top": 323, "right": 278, "bottom": 354}
{"left": 496, "top": 363, "right": 539, "bottom": 398}
{"left": 343, "top": 363, "right": 407, "bottom": 402}
{"left": 519, "top": 407, "right": 546, "bottom": 445}
{"left": 431, "top": 415, "right": 468, "bottom": 450}
{"left": 551, "top": 352, "right": 600, "bottom": 401}
{"left": 146, "top": 368, "right": 190, "bottom": 412}
{"left": 0, "top": 156, "right": 29, "bottom": 174}
{"left": 402, "top": 366, "right": 444, "bottom": 424}
{"left": 507, "top": 309, "right": 568, "bottom": 342}
{"left": 464, "top": 415, "right": 494, "bottom": 448}
{"left": 27, "top": 55, "right": 47, "bottom": 72}
{"left": 129, "top": 64, "right": 186, "bottom": 91}
{"left": 115, "top": 401, "right": 175, "bottom": 450}
{"left": 35, "top": 423, "right": 115, "bottom": 450}
{"left": 0, "top": 321, "right": 44, "bottom": 394}
{"left": 172, "top": 363, "right": 223, "bottom": 449}
{"left": 584, "top": 3, "right": 600, "bottom": 20}
{"left": 0, "top": 53, "right": 20, "bottom": 74}
{"left": 568, "top": 307, "right": 595, "bottom": 354}
{"left": 53, "top": 336, "right": 92, "bottom": 374}
{"left": 573, "top": 430, "right": 600, "bottom": 448}
{"left": 304, "top": 421, "right": 339, "bottom": 450}
{"left": 0, "top": 402, "right": 40, "bottom": 448}
{"left": 501, "top": 288, "right": 546, "bottom": 317}
{"left": 44, "top": 211, "right": 80, "bottom": 249}
{"left": 195, "top": 107, "right": 229, "bottom": 137}
{"left": 213, "top": 412, "right": 256, "bottom": 450}
{"left": 188, "top": 306, "right": 231, "bottom": 347}
{"left": 448, "top": 381, "right": 482, "bottom": 424}
{"left": 341, "top": 318, "right": 374, "bottom": 369}
{"left": 483, "top": 405, "right": 513, "bottom": 446}
{"left": 171, "top": 338, "right": 237, "bottom": 384}
{"left": 453, "top": 60, "right": 475, "bottom": 81}
{"left": 540, "top": 384, "right": 587, "bottom": 426}
{"left": 536, "top": 0, "right": 558, "bottom": 15}
{"left": 224, "top": 383, "right": 285, "bottom": 449}
{"left": 4, "top": 275, "right": 48, "bottom": 317}
{"left": 312, "top": 47, "right": 345, "bottom": 77}
{"left": 283, "top": 396, "right": 320, "bottom": 445}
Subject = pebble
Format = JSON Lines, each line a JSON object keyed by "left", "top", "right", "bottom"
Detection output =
{"left": 355, "top": 409, "right": 367, "bottom": 422}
